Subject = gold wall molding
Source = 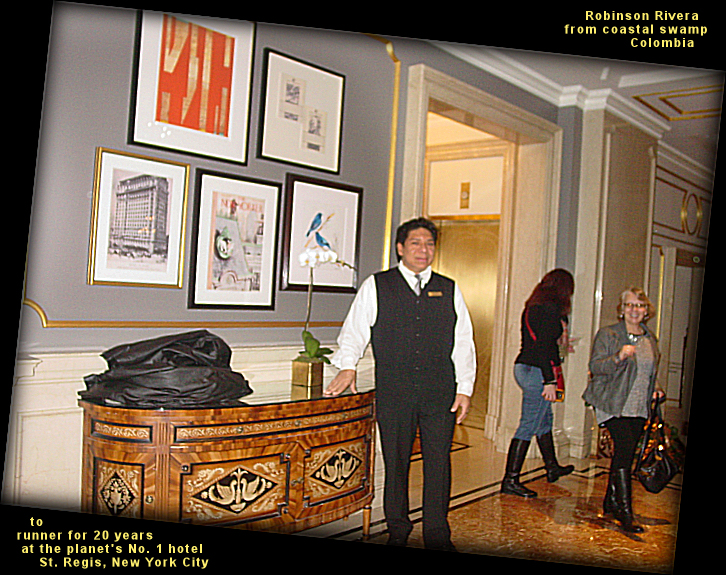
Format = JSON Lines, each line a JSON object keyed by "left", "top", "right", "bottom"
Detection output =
{"left": 634, "top": 84, "right": 723, "bottom": 121}
{"left": 365, "top": 34, "right": 400, "bottom": 271}
{"left": 655, "top": 246, "right": 665, "bottom": 340}
{"left": 680, "top": 193, "right": 703, "bottom": 237}
{"left": 653, "top": 164, "right": 711, "bottom": 247}
{"left": 22, "top": 298, "right": 341, "bottom": 329}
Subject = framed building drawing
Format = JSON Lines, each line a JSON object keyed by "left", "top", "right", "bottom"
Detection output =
{"left": 259, "top": 49, "right": 345, "bottom": 173}
{"left": 88, "top": 147, "right": 190, "bottom": 288}
{"left": 129, "top": 11, "right": 255, "bottom": 164}
{"left": 280, "top": 174, "right": 362, "bottom": 293}
{"left": 189, "top": 170, "right": 281, "bottom": 309}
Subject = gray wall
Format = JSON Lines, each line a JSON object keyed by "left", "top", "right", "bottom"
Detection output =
{"left": 19, "top": 2, "right": 572, "bottom": 354}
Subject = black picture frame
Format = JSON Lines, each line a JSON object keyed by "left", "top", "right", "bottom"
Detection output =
{"left": 280, "top": 173, "right": 362, "bottom": 293}
{"left": 188, "top": 169, "right": 282, "bottom": 309}
{"left": 258, "top": 49, "right": 346, "bottom": 173}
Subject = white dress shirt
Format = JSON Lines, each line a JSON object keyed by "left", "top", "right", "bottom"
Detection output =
{"left": 331, "top": 262, "right": 477, "bottom": 397}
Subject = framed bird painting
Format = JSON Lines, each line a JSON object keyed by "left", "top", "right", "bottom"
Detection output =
{"left": 280, "top": 174, "right": 362, "bottom": 293}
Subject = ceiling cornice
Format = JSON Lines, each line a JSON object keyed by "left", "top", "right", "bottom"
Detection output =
{"left": 433, "top": 43, "right": 671, "bottom": 139}
{"left": 434, "top": 43, "right": 565, "bottom": 105}
{"left": 591, "top": 88, "right": 671, "bottom": 139}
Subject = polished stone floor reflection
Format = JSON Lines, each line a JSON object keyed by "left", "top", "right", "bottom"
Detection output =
{"left": 375, "top": 470, "right": 680, "bottom": 572}
{"left": 366, "top": 425, "right": 683, "bottom": 573}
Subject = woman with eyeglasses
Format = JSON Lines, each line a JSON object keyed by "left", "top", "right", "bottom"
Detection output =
{"left": 583, "top": 287, "right": 665, "bottom": 533}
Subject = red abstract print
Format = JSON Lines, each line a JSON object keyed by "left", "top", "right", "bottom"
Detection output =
{"left": 156, "top": 14, "right": 235, "bottom": 136}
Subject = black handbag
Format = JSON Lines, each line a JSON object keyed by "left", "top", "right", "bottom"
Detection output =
{"left": 634, "top": 397, "right": 679, "bottom": 493}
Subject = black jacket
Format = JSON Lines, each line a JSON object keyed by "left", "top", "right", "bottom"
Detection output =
{"left": 515, "top": 302, "right": 564, "bottom": 384}
{"left": 79, "top": 330, "right": 252, "bottom": 408}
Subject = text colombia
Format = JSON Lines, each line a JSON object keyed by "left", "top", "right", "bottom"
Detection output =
{"left": 565, "top": 12, "right": 706, "bottom": 47}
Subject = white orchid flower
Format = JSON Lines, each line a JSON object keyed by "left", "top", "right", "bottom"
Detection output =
{"left": 298, "top": 250, "right": 316, "bottom": 268}
{"left": 297, "top": 244, "right": 354, "bottom": 363}
{"left": 320, "top": 249, "right": 338, "bottom": 263}
{"left": 299, "top": 247, "right": 338, "bottom": 268}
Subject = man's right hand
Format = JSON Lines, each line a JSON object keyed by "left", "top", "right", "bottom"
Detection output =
{"left": 324, "top": 369, "right": 357, "bottom": 397}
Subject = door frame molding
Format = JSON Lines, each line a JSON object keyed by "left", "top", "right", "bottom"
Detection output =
{"left": 400, "top": 64, "right": 563, "bottom": 448}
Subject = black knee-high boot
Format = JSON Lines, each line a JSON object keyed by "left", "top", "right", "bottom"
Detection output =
{"left": 611, "top": 467, "right": 644, "bottom": 533}
{"left": 603, "top": 472, "right": 617, "bottom": 515}
{"left": 536, "top": 432, "right": 574, "bottom": 483}
{"left": 501, "top": 438, "right": 537, "bottom": 498}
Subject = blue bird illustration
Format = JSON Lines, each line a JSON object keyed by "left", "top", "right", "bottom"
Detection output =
{"left": 315, "top": 231, "right": 331, "bottom": 250}
{"left": 306, "top": 213, "right": 323, "bottom": 237}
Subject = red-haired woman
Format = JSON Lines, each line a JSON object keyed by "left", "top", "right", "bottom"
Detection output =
{"left": 501, "top": 269, "right": 576, "bottom": 498}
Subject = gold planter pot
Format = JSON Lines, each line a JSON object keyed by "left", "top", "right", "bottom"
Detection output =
{"left": 291, "top": 358, "right": 324, "bottom": 400}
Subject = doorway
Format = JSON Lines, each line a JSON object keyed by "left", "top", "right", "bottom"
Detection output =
{"left": 649, "top": 246, "right": 705, "bottom": 443}
{"left": 401, "top": 64, "right": 562, "bottom": 450}
{"left": 424, "top": 108, "right": 511, "bottom": 429}
{"left": 433, "top": 220, "right": 499, "bottom": 429}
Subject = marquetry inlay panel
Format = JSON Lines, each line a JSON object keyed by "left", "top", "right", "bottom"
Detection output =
{"left": 92, "top": 419, "right": 152, "bottom": 443}
{"left": 304, "top": 433, "right": 371, "bottom": 507}
{"left": 93, "top": 459, "right": 143, "bottom": 518}
{"left": 182, "top": 452, "right": 290, "bottom": 524}
{"left": 174, "top": 405, "right": 373, "bottom": 442}
{"left": 79, "top": 391, "right": 375, "bottom": 534}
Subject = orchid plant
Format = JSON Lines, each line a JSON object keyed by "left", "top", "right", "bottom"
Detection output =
{"left": 296, "top": 247, "right": 353, "bottom": 364}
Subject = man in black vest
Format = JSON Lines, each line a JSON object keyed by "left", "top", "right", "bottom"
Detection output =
{"left": 324, "top": 217, "right": 476, "bottom": 551}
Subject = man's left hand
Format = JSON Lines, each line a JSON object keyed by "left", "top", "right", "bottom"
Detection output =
{"left": 450, "top": 393, "right": 471, "bottom": 424}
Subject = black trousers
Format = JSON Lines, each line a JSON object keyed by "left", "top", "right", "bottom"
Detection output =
{"left": 376, "top": 394, "right": 456, "bottom": 548}
{"left": 604, "top": 416, "right": 646, "bottom": 469}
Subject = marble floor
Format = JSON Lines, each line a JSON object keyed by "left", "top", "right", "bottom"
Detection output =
{"left": 316, "top": 424, "right": 686, "bottom": 573}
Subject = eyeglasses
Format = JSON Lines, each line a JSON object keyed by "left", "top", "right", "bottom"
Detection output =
{"left": 623, "top": 302, "right": 647, "bottom": 309}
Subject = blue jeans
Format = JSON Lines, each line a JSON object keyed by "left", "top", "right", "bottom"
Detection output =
{"left": 513, "top": 363, "right": 553, "bottom": 440}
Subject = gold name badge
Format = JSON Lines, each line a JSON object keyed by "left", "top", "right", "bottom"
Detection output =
{"left": 427, "top": 291, "right": 443, "bottom": 297}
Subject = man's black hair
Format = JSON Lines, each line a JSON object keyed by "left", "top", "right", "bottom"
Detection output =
{"left": 395, "top": 217, "right": 438, "bottom": 260}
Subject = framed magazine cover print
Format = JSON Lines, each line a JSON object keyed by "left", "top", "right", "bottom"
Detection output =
{"left": 259, "top": 49, "right": 345, "bottom": 173}
{"left": 129, "top": 11, "right": 255, "bottom": 164}
{"left": 189, "top": 170, "right": 281, "bottom": 309}
{"left": 87, "top": 147, "right": 190, "bottom": 288}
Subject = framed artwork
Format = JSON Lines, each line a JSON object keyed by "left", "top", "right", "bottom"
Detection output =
{"left": 88, "top": 147, "right": 190, "bottom": 288}
{"left": 281, "top": 174, "right": 362, "bottom": 293}
{"left": 129, "top": 11, "right": 255, "bottom": 164}
{"left": 189, "top": 170, "right": 281, "bottom": 309}
{"left": 259, "top": 49, "right": 345, "bottom": 173}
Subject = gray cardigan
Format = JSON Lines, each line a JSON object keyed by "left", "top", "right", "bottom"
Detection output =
{"left": 582, "top": 320, "right": 660, "bottom": 416}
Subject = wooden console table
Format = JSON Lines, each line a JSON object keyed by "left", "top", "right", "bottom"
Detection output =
{"left": 79, "top": 391, "right": 375, "bottom": 535}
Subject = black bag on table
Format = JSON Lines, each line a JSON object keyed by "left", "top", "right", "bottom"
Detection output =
{"left": 79, "top": 330, "right": 253, "bottom": 409}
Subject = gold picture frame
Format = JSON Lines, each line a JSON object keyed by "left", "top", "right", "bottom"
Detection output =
{"left": 87, "top": 147, "right": 190, "bottom": 288}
